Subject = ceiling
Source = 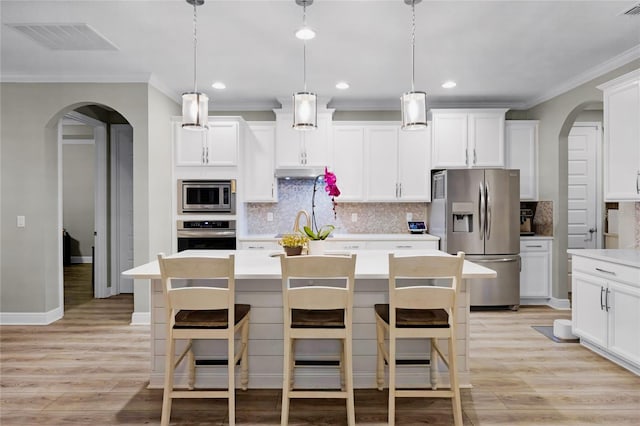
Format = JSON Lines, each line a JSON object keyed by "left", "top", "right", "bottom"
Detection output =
{"left": 1, "top": 0, "right": 639, "bottom": 111}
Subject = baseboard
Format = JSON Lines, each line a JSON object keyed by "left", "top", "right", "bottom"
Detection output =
{"left": 0, "top": 306, "right": 63, "bottom": 325}
{"left": 70, "top": 256, "right": 92, "bottom": 264}
{"left": 548, "top": 297, "right": 571, "bottom": 310}
{"left": 131, "top": 311, "right": 150, "bottom": 325}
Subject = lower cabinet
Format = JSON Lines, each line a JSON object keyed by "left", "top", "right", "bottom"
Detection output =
{"left": 571, "top": 254, "right": 640, "bottom": 374}
{"left": 519, "top": 239, "right": 552, "bottom": 301}
{"left": 237, "top": 240, "right": 280, "bottom": 251}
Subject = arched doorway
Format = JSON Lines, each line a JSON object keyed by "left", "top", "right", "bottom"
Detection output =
{"left": 56, "top": 102, "right": 133, "bottom": 316}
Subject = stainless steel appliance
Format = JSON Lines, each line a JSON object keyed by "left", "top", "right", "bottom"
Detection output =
{"left": 178, "top": 179, "right": 236, "bottom": 214}
{"left": 430, "top": 169, "right": 520, "bottom": 309}
{"left": 520, "top": 209, "right": 534, "bottom": 236}
{"left": 177, "top": 220, "right": 237, "bottom": 251}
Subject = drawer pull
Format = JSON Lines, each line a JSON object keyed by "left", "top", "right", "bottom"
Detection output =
{"left": 396, "top": 245, "right": 413, "bottom": 249}
{"left": 525, "top": 245, "right": 543, "bottom": 248}
{"left": 595, "top": 267, "right": 616, "bottom": 275}
{"left": 600, "top": 287, "right": 605, "bottom": 310}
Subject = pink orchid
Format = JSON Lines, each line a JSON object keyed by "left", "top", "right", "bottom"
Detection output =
{"left": 324, "top": 167, "right": 341, "bottom": 197}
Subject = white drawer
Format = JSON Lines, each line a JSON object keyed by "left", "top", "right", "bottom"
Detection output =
{"left": 367, "top": 240, "right": 438, "bottom": 250}
{"left": 572, "top": 256, "right": 640, "bottom": 287}
{"left": 520, "top": 240, "right": 550, "bottom": 252}
{"left": 324, "top": 240, "right": 367, "bottom": 250}
{"left": 239, "top": 241, "right": 280, "bottom": 250}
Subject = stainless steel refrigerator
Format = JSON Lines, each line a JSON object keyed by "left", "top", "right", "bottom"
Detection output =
{"left": 430, "top": 169, "right": 520, "bottom": 309}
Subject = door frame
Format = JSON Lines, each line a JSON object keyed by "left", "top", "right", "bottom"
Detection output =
{"left": 569, "top": 121, "right": 603, "bottom": 249}
{"left": 109, "top": 124, "right": 134, "bottom": 295}
{"left": 59, "top": 111, "right": 109, "bottom": 299}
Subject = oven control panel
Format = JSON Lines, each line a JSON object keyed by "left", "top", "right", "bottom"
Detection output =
{"left": 178, "top": 220, "right": 235, "bottom": 230}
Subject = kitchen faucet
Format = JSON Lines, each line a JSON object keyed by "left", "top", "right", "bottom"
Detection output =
{"left": 293, "top": 210, "right": 310, "bottom": 234}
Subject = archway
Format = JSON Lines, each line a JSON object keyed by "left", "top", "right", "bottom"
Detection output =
{"left": 558, "top": 100, "right": 603, "bottom": 303}
{"left": 49, "top": 102, "right": 133, "bottom": 318}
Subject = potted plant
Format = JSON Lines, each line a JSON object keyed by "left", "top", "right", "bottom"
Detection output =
{"left": 302, "top": 167, "right": 341, "bottom": 254}
{"left": 278, "top": 233, "right": 308, "bottom": 256}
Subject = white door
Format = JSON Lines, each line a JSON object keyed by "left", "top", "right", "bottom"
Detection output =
{"left": 568, "top": 125, "right": 599, "bottom": 249}
{"left": 397, "top": 127, "right": 431, "bottom": 201}
{"left": 366, "top": 126, "right": 398, "bottom": 201}
{"left": 111, "top": 124, "right": 134, "bottom": 294}
{"left": 332, "top": 126, "right": 365, "bottom": 201}
{"left": 245, "top": 124, "right": 277, "bottom": 202}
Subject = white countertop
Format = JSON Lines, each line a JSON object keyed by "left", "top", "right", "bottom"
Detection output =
{"left": 123, "top": 249, "right": 495, "bottom": 280}
{"left": 567, "top": 249, "right": 640, "bottom": 268}
{"left": 239, "top": 233, "right": 440, "bottom": 242}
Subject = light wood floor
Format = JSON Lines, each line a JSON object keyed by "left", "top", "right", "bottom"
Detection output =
{"left": 1, "top": 264, "right": 638, "bottom": 425}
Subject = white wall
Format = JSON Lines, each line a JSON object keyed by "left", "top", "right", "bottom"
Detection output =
{"left": 0, "top": 82, "right": 162, "bottom": 320}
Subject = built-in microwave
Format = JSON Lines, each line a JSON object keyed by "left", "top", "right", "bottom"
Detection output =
{"left": 178, "top": 179, "right": 236, "bottom": 214}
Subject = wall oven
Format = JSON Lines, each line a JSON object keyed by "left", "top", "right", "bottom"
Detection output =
{"left": 177, "top": 220, "right": 236, "bottom": 251}
{"left": 178, "top": 179, "right": 236, "bottom": 214}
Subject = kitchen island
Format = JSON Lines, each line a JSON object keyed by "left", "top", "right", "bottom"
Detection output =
{"left": 123, "top": 249, "right": 496, "bottom": 389}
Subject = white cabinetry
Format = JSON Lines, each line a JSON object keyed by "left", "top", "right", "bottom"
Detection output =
{"left": 237, "top": 240, "right": 280, "bottom": 251}
{"left": 332, "top": 122, "right": 431, "bottom": 202}
{"left": 274, "top": 110, "right": 333, "bottom": 168}
{"left": 431, "top": 109, "right": 507, "bottom": 169}
{"left": 506, "top": 121, "right": 538, "bottom": 200}
{"left": 598, "top": 70, "right": 640, "bottom": 201}
{"left": 175, "top": 120, "right": 239, "bottom": 167}
{"left": 244, "top": 123, "right": 277, "bottom": 202}
{"left": 571, "top": 252, "right": 640, "bottom": 374}
{"left": 519, "top": 238, "right": 551, "bottom": 301}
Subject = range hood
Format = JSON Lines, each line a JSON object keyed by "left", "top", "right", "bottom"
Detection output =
{"left": 275, "top": 166, "right": 325, "bottom": 179}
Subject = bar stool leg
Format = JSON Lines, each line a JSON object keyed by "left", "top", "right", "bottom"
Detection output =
{"left": 375, "top": 320, "right": 385, "bottom": 391}
{"left": 388, "top": 334, "right": 396, "bottom": 426}
{"left": 430, "top": 338, "right": 438, "bottom": 390}
{"left": 448, "top": 331, "right": 463, "bottom": 426}
{"left": 240, "top": 319, "right": 250, "bottom": 391}
{"left": 340, "top": 339, "right": 346, "bottom": 390}
{"left": 344, "top": 336, "right": 356, "bottom": 426}
{"left": 281, "top": 332, "right": 292, "bottom": 426}
{"left": 161, "top": 334, "right": 176, "bottom": 426}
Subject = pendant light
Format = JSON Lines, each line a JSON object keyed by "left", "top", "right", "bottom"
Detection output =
{"left": 182, "top": 0, "right": 208, "bottom": 130}
{"left": 401, "top": 0, "right": 427, "bottom": 130}
{"left": 292, "top": 0, "right": 317, "bottom": 130}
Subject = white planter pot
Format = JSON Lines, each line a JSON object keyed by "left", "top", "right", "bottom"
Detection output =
{"left": 307, "top": 240, "right": 326, "bottom": 255}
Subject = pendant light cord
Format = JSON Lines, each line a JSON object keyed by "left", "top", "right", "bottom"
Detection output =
{"left": 411, "top": 1, "right": 416, "bottom": 92}
{"left": 303, "top": 4, "right": 307, "bottom": 91}
{"left": 192, "top": 1, "right": 198, "bottom": 93}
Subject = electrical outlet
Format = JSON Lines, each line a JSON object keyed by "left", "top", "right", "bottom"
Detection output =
{"left": 406, "top": 212, "right": 413, "bottom": 221}
{"left": 351, "top": 213, "right": 358, "bottom": 222}
{"left": 267, "top": 212, "right": 274, "bottom": 222}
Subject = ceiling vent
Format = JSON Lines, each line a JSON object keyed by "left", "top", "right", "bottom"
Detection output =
{"left": 6, "top": 23, "right": 118, "bottom": 50}
{"left": 621, "top": 3, "right": 640, "bottom": 16}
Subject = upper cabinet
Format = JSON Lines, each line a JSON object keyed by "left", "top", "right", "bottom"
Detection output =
{"left": 274, "top": 110, "right": 333, "bottom": 168}
{"left": 431, "top": 109, "right": 507, "bottom": 169}
{"left": 506, "top": 120, "right": 539, "bottom": 200}
{"left": 598, "top": 70, "right": 640, "bottom": 201}
{"left": 175, "top": 120, "right": 239, "bottom": 167}
{"left": 332, "top": 122, "right": 431, "bottom": 202}
{"left": 244, "top": 123, "right": 277, "bottom": 202}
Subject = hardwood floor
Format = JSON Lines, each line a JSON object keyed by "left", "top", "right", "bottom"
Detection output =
{"left": 1, "top": 265, "right": 638, "bottom": 425}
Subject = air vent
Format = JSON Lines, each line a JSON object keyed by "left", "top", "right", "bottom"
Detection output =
{"left": 6, "top": 23, "right": 118, "bottom": 50}
{"left": 621, "top": 3, "right": 640, "bottom": 15}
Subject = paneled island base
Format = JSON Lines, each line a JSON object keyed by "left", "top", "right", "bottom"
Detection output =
{"left": 123, "top": 249, "right": 496, "bottom": 389}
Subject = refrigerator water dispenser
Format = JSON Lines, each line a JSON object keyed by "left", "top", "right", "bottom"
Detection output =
{"left": 452, "top": 202, "right": 474, "bottom": 232}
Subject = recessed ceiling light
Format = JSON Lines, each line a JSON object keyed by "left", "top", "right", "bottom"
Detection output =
{"left": 442, "top": 81, "right": 457, "bottom": 89}
{"left": 336, "top": 81, "right": 350, "bottom": 90}
{"left": 295, "top": 26, "right": 316, "bottom": 40}
{"left": 211, "top": 82, "right": 226, "bottom": 90}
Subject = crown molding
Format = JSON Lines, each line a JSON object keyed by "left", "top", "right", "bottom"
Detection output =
{"left": 0, "top": 73, "right": 153, "bottom": 84}
{"left": 521, "top": 44, "right": 640, "bottom": 110}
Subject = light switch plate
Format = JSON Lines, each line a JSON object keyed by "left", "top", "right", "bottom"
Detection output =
{"left": 17, "top": 215, "right": 25, "bottom": 228}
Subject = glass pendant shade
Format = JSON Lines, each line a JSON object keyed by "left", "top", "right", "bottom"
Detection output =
{"left": 401, "top": 91, "right": 427, "bottom": 130}
{"left": 293, "top": 91, "right": 317, "bottom": 130}
{"left": 182, "top": 92, "right": 209, "bottom": 129}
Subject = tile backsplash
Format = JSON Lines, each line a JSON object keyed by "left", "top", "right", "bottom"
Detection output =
{"left": 243, "top": 179, "right": 427, "bottom": 235}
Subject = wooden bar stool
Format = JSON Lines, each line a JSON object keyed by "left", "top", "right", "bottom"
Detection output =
{"left": 157, "top": 253, "right": 250, "bottom": 426}
{"left": 375, "top": 252, "right": 465, "bottom": 426}
{"left": 279, "top": 254, "right": 357, "bottom": 426}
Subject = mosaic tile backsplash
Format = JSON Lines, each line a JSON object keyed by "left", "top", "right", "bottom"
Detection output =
{"left": 244, "top": 179, "right": 427, "bottom": 235}
{"left": 532, "top": 201, "right": 553, "bottom": 236}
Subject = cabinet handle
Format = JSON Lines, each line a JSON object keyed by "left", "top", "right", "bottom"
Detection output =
{"left": 466, "top": 149, "right": 469, "bottom": 165}
{"left": 595, "top": 267, "right": 616, "bottom": 276}
{"left": 248, "top": 245, "right": 265, "bottom": 250}
{"left": 636, "top": 170, "right": 639, "bottom": 194}
{"left": 205, "top": 146, "right": 209, "bottom": 164}
{"left": 600, "top": 287, "right": 605, "bottom": 310}
{"left": 605, "top": 288, "right": 611, "bottom": 312}
{"left": 473, "top": 149, "right": 477, "bottom": 165}
{"left": 525, "top": 245, "right": 543, "bottom": 248}
{"left": 396, "top": 245, "right": 413, "bottom": 249}
{"left": 201, "top": 147, "right": 205, "bottom": 164}
{"left": 399, "top": 183, "right": 402, "bottom": 198}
